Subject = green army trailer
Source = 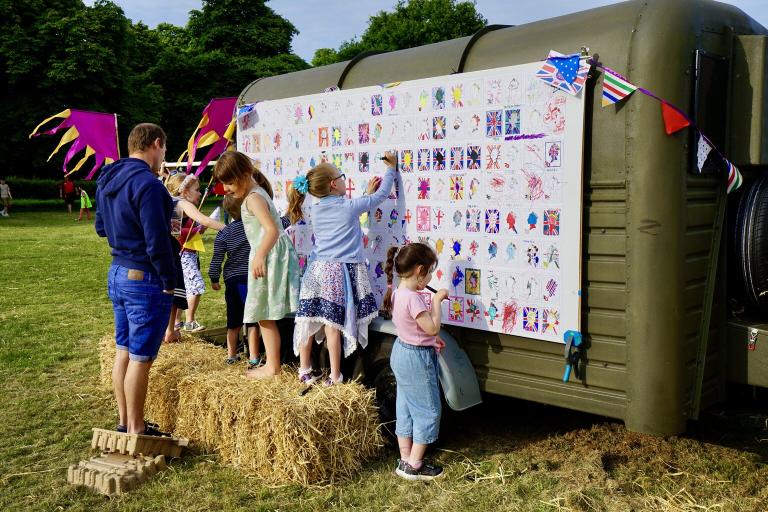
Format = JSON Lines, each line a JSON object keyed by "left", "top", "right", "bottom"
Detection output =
{"left": 236, "top": 0, "right": 768, "bottom": 436}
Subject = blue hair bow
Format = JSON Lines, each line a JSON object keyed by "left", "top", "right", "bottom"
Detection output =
{"left": 293, "top": 175, "right": 309, "bottom": 194}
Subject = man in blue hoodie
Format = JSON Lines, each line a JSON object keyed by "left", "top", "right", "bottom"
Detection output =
{"left": 96, "top": 123, "right": 176, "bottom": 436}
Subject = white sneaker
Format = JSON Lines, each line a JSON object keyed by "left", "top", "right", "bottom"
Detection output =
{"left": 183, "top": 321, "right": 205, "bottom": 332}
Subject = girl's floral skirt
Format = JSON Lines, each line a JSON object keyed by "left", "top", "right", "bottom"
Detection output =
{"left": 293, "top": 261, "right": 379, "bottom": 357}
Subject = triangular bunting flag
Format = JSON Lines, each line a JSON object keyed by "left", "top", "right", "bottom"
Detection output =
{"left": 727, "top": 161, "right": 743, "bottom": 194}
{"left": 601, "top": 67, "right": 638, "bottom": 106}
{"left": 536, "top": 50, "right": 590, "bottom": 96}
{"left": 183, "top": 232, "right": 206, "bottom": 252}
{"left": 661, "top": 102, "right": 690, "bottom": 134}
{"left": 696, "top": 134, "right": 714, "bottom": 172}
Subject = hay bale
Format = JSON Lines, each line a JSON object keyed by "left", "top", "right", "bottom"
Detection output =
{"left": 98, "top": 335, "right": 116, "bottom": 390}
{"left": 98, "top": 337, "right": 384, "bottom": 484}
{"left": 98, "top": 337, "right": 225, "bottom": 432}
{"left": 175, "top": 370, "right": 384, "bottom": 485}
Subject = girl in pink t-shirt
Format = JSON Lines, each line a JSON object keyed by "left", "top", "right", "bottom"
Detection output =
{"left": 381, "top": 242, "right": 448, "bottom": 481}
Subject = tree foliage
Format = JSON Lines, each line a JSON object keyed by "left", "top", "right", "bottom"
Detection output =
{"left": 312, "top": 0, "right": 486, "bottom": 66}
{"left": 0, "top": 0, "right": 307, "bottom": 178}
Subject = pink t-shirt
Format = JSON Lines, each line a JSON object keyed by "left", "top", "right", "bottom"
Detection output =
{"left": 391, "top": 288, "right": 438, "bottom": 347}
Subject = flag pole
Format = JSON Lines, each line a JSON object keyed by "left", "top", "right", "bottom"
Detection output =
{"left": 114, "top": 114, "right": 120, "bottom": 158}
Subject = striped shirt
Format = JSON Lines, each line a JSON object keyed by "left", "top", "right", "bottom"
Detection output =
{"left": 208, "top": 219, "right": 250, "bottom": 283}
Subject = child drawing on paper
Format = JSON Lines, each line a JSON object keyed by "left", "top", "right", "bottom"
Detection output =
{"left": 506, "top": 211, "right": 518, "bottom": 233}
{"left": 287, "top": 152, "right": 397, "bottom": 386}
{"left": 487, "top": 241, "right": 498, "bottom": 260}
{"left": 506, "top": 242, "right": 517, "bottom": 262}
{"left": 527, "top": 244, "right": 540, "bottom": 267}
{"left": 381, "top": 242, "right": 448, "bottom": 481}
{"left": 466, "top": 269, "right": 480, "bottom": 295}
{"left": 486, "top": 302, "right": 499, "bottom": 325}
{"left": 502, "top": 301, "right": 519, "bottom": 334}
{"left": 527, "top": 211, "right": 538, "bottom": 231}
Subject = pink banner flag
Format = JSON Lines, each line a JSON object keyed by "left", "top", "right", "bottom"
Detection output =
{"left": 180, "top": 98, "right": 237, "bottom": 175}
{"left": 29, "top": 109, "right": 119, "bottom": 179}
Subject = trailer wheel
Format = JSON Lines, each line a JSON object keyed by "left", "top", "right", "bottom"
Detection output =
{"left": 733, "top": 174, "right": 768, "bottom": 313}
{"left": 365, "top": 359, "right": 397, "bottom": 438}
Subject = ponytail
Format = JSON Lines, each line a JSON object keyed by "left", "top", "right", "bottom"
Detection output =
{"left": 286, "top": 183, "right": 306, "bottom": 224}
{"left": 381, "top": 245, "right": 400, "bottom": 312}
{"left": 252, "top": 167, "right": 273, "bottom": 199}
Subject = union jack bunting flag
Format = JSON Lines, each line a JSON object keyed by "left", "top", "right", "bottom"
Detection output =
{"left": 536, "top": 50, "right": 590, "bottom": 96}
{"left": 543, "top": 209, "right": 560, "bottom": 236}
{"left": 486, "top": 110, "right": 502, "bottom": 138}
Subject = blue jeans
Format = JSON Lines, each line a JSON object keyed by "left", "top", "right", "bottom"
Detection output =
{"left": 107, "top": 264, "right": 173, "bottom": 362}
{"left": 390, "top": 338, "right": 441, "bottom": 445}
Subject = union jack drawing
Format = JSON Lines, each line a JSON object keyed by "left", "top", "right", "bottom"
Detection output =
{"left": 418, "top": 178, "right": 431, "bottom": 200}
{"left": 523, "top": 307, "right": 539, "bottom": 332}
{"left": 543, "top": 209, "right": 560, "bottom": 236}
{"left": 485, "top": 209, "right": 500, "bottom": 234}
{"left": 536, "top": 51, "right": 590, "bottom": 96}
{"left": 432, "top": 147, "right": 446, "bottom": 170}
{"left": 450, "top": 175, "right": 464, "bottom": 200}
{"left": 433, "top": 115, "right": 446, "bottom": 140}
{"left": 486, "top": 144, "right": 501, "bottom": 170}
{"left": 418, "top": 148, "right": 430, "bottom": 172}
{"left": 466, "top": 208, "right": 480, "bottom": 232}
{"left": 544, "top": 278, "right": 558, "bottom": 301}
{"left": 371, "top": 94, "right": 383, "bottom": 115}
{"left": 400, "top": 149, "right": 413, "bottom": 172}
{"left": 542, "top": 309, "right": 560, "bottom": 334}
{"left": 467, "top": 145, "right": 481, "bottom": 169}
{"left": 486, "top": 110, "right": 502, "bottom": 138}
{"left": 451, "top": 146, "right": 464, "bottom": 170}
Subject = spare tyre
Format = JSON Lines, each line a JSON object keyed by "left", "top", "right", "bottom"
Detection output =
{"left": 733, "top": 174, "right": 768, "bottom": 313}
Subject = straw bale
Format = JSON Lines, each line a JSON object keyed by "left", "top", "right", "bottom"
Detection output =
{"left": 98, "top": 337, "right": 384, "bottom": 484}
{"left": 175, "top": 370, "right": 384, "bottom": 485}
{"left": 98, "top": 335, "right": 116, "bottom": 390}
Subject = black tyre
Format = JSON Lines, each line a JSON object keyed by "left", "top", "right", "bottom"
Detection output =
{"left": 365, "top": 359, "right": 398, "bottom": 439}
{"left": 733, "top": 174, "right": 768, "bottom": 313}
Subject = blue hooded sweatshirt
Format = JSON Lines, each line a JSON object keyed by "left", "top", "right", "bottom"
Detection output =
{"left": 95, "top": 157, "right": 176, "bottom": 290}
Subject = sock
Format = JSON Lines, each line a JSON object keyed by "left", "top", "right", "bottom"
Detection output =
{"left": 410, "top": 459, "right": 423, "bottom": 470}
{"left": 298, "top": 366, "right": 312, "bottom": 376}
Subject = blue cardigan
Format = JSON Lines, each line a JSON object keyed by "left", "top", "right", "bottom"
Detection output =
{"left": 309, "top": 166, "right": 396, "bottom": 263}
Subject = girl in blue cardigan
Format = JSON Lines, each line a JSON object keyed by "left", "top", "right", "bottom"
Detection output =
{"left": 287, "top": 152, "right": 397, "bottom": 385}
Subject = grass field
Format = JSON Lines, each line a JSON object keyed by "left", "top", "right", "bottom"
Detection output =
{"left": 1, "top": 204, "right": 767, "bottom": 511}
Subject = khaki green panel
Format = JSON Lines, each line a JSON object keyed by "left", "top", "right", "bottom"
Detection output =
{"left": 478, "top": 370, "right": 627, "bottom": 419}
{"left": 585, "top": 285, "right": 627, "bottom": 310}
{"left": 684, "top": 229, "right": 713, "bottom": 254}
{"left": 730, "top": 35, "right": 768, "bottom": 164}
{"left": 686, "top": 203, "right": 717, "bottom": 228}
{"left": 581, "top": 336, "right": 627, "bottom": 364}
{"left": 683, "top": 256, "right": 709, "bottom": 282}
{"left": 463, "top": 343, "right": 627, "bottom": 391}
{"left": 238, "top": 61, "right": 349, "bottom": 104}
{"left": 587, "top": 207, "right": 627, "bottom": 228}
{"left": 587, "top": 186, "right": 628, "bottom": 203}
{"left": 685, "top": 311, "right": 703, "bottom": 336}
{"left": 340, "top": 37, "right": 471, "bottom": 88}
{"left": 587, "top": 232, "right": 626, "bottom": 256}
{"left": 586, "top": 258, "right": 626, "bottom": 283}
{"left": 584, "top": 310, "right": 627, "bottom": 339}
{"left": 684, "top": 281, "right": 707, "bottom": 309}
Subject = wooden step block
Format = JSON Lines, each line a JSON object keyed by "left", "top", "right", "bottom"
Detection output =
{"left": 90, "top": 428, "right": 188, "bottom": 458}
{"left": 67, "top": 453, "right": 167, "bottom": 497}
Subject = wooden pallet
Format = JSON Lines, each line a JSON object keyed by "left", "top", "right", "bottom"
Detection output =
{"left": 90, "top": 428, "right": 189, "bottom": 458}
{"left": 67, "top": 453, "right": 167, "bottom": 497}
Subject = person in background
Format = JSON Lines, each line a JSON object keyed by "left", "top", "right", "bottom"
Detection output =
{"left": 209, "top": 194, "right": 263, "bottom": 368}
{"left": 77, "top": 185, "right": 92, "bottom": 221}
{"left": 0, "top": 178, "right": 11, "bottom": 217}
{"left": 61, "top": 175, "right": 77, "bottom": 215}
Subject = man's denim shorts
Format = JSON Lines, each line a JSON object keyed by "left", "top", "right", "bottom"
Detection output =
{"left": 107, "top": 264, "right": 173, "bottom": 362}
{"left": 390, "top": 338, "right": 441, "bottom": 445}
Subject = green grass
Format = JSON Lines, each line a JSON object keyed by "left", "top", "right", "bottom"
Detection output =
{"left": 1, "top": 209, "right": 767, "bottom": 511}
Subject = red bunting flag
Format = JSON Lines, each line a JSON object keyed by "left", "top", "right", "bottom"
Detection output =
{"left": 661, "top": 102, "right": 690, "bottom": 135}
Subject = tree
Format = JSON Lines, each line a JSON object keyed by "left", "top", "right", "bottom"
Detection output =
{"left": 312, "top": 0, "right": 487, "bottom": 66}
{"left": 188, "top": 0, "right": 299, "bottom": 58}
